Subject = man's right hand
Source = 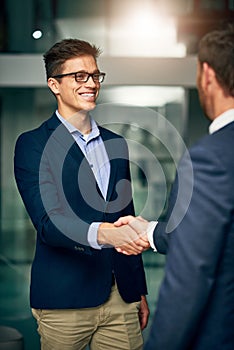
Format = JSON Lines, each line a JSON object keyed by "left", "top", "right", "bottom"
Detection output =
{"left": 113, "top": 216, "right": 151, "bottom": 255}
{"left": 97, "top": 222, "right": 149, "bottom": 255}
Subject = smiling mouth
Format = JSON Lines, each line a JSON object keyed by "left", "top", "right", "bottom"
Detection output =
{"left": 80, "top": 93, "right": 96, "bottom": 100}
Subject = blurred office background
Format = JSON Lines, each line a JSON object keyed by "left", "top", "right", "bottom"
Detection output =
{"left": 0, "top": 0, "right": 233, "bottom": 349}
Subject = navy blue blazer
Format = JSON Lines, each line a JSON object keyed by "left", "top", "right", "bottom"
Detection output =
{"left": 145, "top": 121, "right": 234, "bottom": 350}
{"left": 14, "top": 113, "right": 147, "bottom": 309}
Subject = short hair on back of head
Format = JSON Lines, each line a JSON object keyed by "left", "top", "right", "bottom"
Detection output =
{"left": 198, "top": 22, "right": 234, "bottom": 97}
{"left": 43, "top": 38, "right": 102, "bottom": 80}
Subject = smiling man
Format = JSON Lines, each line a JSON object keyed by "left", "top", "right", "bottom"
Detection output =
{"left": 14, "top": 39, "right": 149, "bottom": 350}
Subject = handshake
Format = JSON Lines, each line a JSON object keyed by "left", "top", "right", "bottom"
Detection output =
{"left": 97, "top": 216, "right": 154, "bottom": 255}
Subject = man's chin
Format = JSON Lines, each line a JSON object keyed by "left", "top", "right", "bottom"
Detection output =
{"left": 83, "top": 102, "right": 96, "bottom": 112}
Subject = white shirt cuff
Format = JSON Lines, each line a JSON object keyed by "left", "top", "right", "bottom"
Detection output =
{"left": 147, "top": 221, "right": 158, "bottom": 252}
{"left": 88, "top": 222, "right": 103, "bottom": 249}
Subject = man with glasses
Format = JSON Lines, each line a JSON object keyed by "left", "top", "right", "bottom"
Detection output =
{"left": 14, "top": 39, "right": 149, "bottom": 350}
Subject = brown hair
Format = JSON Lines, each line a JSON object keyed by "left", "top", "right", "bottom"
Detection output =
{"left": 43, "top": 38, "right": 101, "bottom": 80}
{"left": 198, "top": 23, "right": 234, "bottom": 96}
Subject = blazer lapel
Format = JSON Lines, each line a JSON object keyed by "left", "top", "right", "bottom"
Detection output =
{"left": 46, "top": 113, "right": 84, "bottom": 161}
{"left": 46, "top": 113, "right": 96, "bottom": 182}
{"left": 99, "top": 128, "right": 118, "bottom": 202}
{"left": 46, "top": 114, "right": 117, "bottom": 202}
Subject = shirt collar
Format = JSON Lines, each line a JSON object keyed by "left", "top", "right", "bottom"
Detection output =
{"left": 209, "top": 109, "right": 234, "bottom": 134}
{"left": 55, "top": 110, "right": 100, "bottom": 141}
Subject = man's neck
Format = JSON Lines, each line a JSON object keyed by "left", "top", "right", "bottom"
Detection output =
{"left": 58, "top": 109, "right": 91, "bottom": 134}
{"left": 214, "top": 100, "right": 234, "bottom": 120}
{"left": 209, "top": 91, "right": 234, "bottom": 121}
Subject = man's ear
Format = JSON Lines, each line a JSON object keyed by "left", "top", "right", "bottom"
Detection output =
{"left": 201, "top": 62, "right": 216, "bottom": 89}
{"left": 47, "top": 77, "right": 60, "bottom": 95}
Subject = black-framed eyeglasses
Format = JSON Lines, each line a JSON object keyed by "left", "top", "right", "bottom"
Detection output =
{"left": 52, "top": 71, "right": 106, "bottom": 83}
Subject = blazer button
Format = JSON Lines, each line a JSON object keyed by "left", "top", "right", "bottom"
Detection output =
{"left": 74, "top": 246, "right": 84, "bottom": 252}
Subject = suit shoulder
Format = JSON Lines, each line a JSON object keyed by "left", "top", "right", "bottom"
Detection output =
{"left": 187, "top": 128, "right": 234, "bottom": 185}
{"left": 15, "top": 117, "right": 52, "bottom": 149}
{"left": 191, "top": 124, "right": 234, "bottom": 157}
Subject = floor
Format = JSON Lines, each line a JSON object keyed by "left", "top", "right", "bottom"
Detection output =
{"left": 0, "top": 228, "right": 165, "bottom": 350}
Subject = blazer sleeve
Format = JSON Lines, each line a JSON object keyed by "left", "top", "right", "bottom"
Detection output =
{"left": 14, "top": 131, "right": 92, "bottom": 253}
{"left": 145, "top": 144, "right": 232, "bottom": 350}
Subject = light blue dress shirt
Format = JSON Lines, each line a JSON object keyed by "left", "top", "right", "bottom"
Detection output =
{"left": 56, "top": 111, "right": 110, "bottom": 249}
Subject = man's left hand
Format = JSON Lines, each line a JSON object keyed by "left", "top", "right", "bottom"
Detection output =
{"left": 139, "top": 295, "right": 150, "bottom": 330}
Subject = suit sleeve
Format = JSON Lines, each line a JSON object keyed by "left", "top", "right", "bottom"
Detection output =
{"left": 145, "top": 145, "right": 232, "bottom": 350}
{"left": 14, "top": 132, "right": 92, "bottom": 253}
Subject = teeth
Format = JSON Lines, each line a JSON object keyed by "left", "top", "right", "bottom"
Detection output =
{"left": 81, "top": 93, "right": 94, "bottom": 97}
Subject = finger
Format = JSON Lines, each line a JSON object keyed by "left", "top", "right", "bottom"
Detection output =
{"left": 140, "top": 315, "right": 148, "bottom": 330}
{"left": 118, "top": 243, "right": 143, "bottom": 254}
{"left": 134, "top": 237, "right": 150, "bottom": 248}
{"left": 115, "top": 247, "right": 130, "bottom": 255}
{"left": 116, "top": 246, "right": 143, "bottom": 255}
{"left": 114, "top": 215, "right": 134, "bottom": 227}
{"left": 116, "top": 242, "right": 144, "bottom": 255}
{"left": 115, "top": 248, "right": 130, "bottom": 255}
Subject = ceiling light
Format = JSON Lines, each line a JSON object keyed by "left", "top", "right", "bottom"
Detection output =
{"left": 32, "top": 30, "right": 43, "bottom": 40}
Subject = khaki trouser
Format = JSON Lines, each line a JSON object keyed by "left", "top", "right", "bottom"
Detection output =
{"left": 32, "top": 283, "right": 143, "bottom": 350}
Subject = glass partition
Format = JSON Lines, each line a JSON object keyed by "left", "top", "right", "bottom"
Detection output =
{"left": 96, "top": 85, "right": 187, "bottom": 218}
